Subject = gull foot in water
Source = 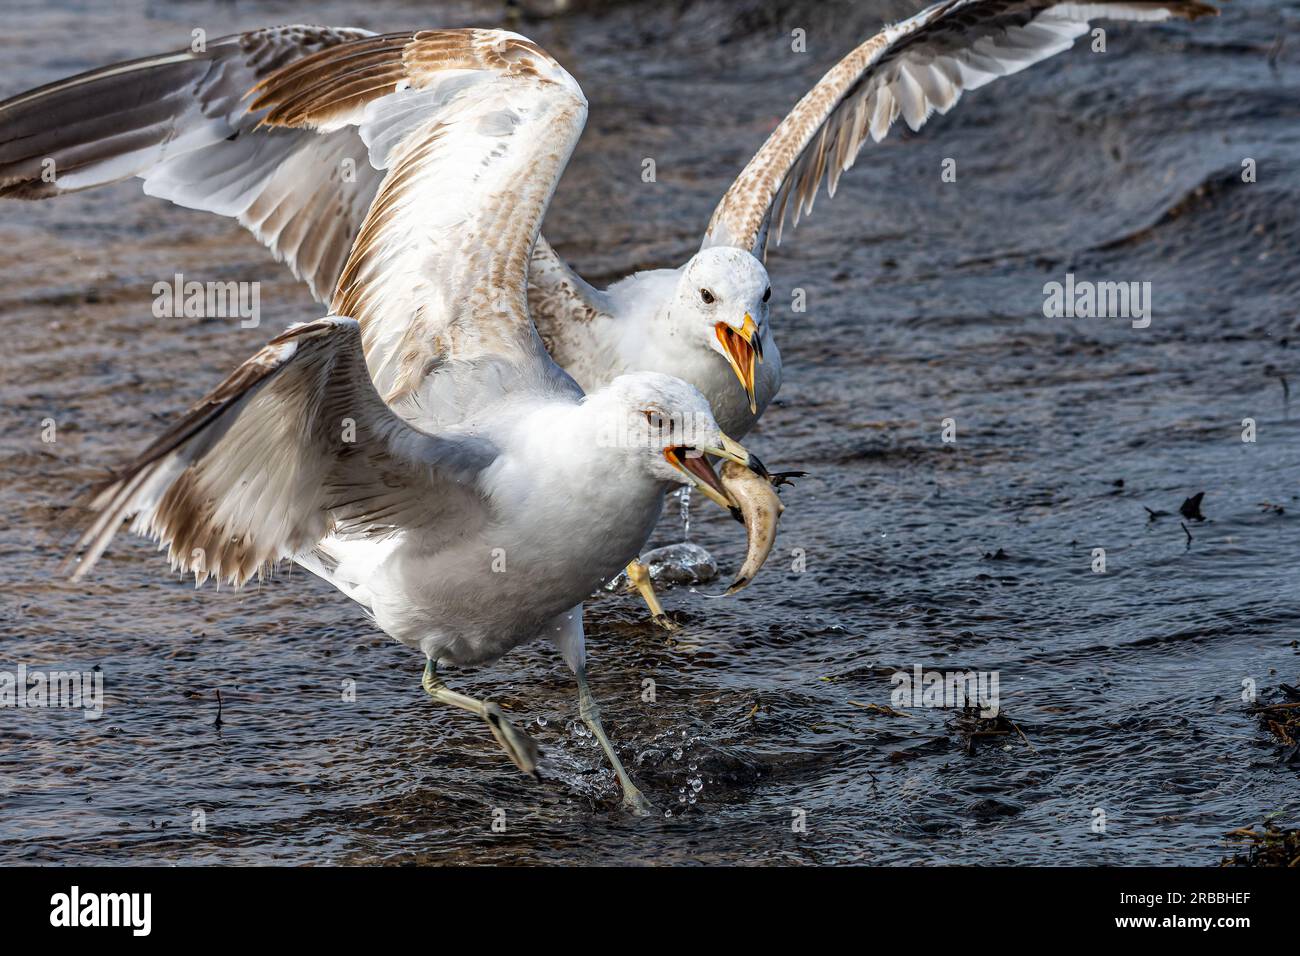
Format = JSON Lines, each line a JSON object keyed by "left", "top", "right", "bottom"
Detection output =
{"left": 423, "top": 659, "right": 541, "bottom": 777}
{"left": 483, "top": 702, "right": 541, "bottom": 777}
{"left": 621, "top": 784, "right": 656, "bottom": 816}
{"left": 576, "top": 668, "right": 655, "bottom": 815}
{"left": 651, "top": 611, "right": 681, "bottom": 633}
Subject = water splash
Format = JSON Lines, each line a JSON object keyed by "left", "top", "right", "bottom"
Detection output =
{"left": 603, "top": 542, "right": 718, "bottom": 591}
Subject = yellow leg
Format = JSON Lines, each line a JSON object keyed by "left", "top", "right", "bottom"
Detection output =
{"left": 627, "top": 560, "right": 678, "bottom": 632}
{"left": 422, "top": 659, "right": 540, "bottom": 777}
{"left": 577, "top": 668, "right": 654, "bottom": 815}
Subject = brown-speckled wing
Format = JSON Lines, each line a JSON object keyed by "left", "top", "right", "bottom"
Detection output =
{"left": 702, "top": 0, "right": 1217, "bottom": 259}
{"left": 66, "top": 317, "right": 498, "bottom": 587}
{"left": 0, "top": 25, "right": 380, "bottom": 303}
{"left": 250, "top": 29, "right": 590, "bottom": 403}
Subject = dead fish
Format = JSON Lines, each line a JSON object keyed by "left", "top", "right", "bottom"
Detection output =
{"left": 719, "top": 459, "right": 784, "bottom": 595}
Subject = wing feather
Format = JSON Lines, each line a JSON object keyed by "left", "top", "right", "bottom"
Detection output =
{"left": 250, "top": 29, "right": 590, "bottom": 403}
{"left": 701, "top": 0, "right": 1218, "bottom": 258}
{"left": 0, "top": 25, "right": 380, "bottom": 303}
{"left": 66, "top": 318, "right": 497, "bottom": 587}
{"left": 0, "top": 26, "right": 631, "bottom": 375}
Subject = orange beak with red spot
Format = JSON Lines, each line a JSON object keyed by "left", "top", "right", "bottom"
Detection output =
{"left": 715, "top": 313, "right": 763, "bottom": 414}
{"left": 663, "top": 433, "right": 754, "bottom": 511}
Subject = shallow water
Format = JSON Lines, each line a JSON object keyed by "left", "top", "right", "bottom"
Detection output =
{"left": 0, "top": 0, "right": 1297, "bottom": 865}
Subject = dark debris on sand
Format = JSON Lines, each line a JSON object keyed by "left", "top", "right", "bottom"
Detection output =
{"left": 1247, "top": 680, "right": 1300, "bottom": 766}
{"left": 1220, "top": 821, "right": 1300, "bottom": 867}
{"left": 947, "top": 706, "right": 1034, "bottom": 755}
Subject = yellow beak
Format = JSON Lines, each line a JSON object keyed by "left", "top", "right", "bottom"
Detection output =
{"left": 702, "top": 432, "right": 754, "bottom": 470}
{"left": 715, "top": 314, "right": 762, "bottom": 415}
{"left": 665, "top": 432, "right": 756, "bottom": 510}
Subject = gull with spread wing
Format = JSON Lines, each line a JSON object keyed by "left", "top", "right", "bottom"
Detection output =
{"left": 56, "top": 30, "right": 773, "bottom": 814}
{"left": 0, "top": 0, "right": 1217, "bottom": 625}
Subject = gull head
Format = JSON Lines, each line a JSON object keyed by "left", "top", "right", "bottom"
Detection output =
{"left": 596, "top": 371, "right": 762, "bottom": 511}
{"left": 674, "top": 246, "right": 771, "bottom": 415}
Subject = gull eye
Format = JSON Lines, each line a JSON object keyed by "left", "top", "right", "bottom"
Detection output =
{"left": 762, "top": 286, "right": 771, "bottom": 303}
{"left": 700, "top": 288, "right": 715, "bottom": 305}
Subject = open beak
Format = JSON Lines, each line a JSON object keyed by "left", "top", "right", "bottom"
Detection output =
{"left": 715, "top": 314, "right": 762, "bottom": 415}
{"left": 665, "top": 446, "right": 732, "bottom": 510}
{"left": 665, "top": 433, "right": 767, "bottom": 511}
{"left": 707, "top": 432, "right": 771, "bottom": 482}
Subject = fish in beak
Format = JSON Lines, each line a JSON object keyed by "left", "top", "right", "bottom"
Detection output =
{"left": 715, "top": 313, "right": 763, "bottom": 414}
{"left": 665, "top": 432, "right": 786, "bottom": 595}
{"left": 664, "top": 431, "right": 756, "bottom": 509}
{"left": 664, "top": 445, "right": 732, "bottom": 510}
{"left": 718, "top": 460, "right": 784, "bottom": 595}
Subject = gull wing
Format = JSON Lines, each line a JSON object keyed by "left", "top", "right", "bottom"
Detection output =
{"left": 248, "top": 29, "right": 590, "bottom": 402}
{"left": 0, "top": 25, "right": 380, "bottom": 303}
{"left": 700, "top": 0, "right": 1217, "bottom": 259}
{"left": 0, "top": 26, "right": 600, "bottom": 347}
{"left": 66, "top": 317, "right": 498, "bottom": 587}
{"left": 528, "top": 235, "right": 611, "bottom": 358}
